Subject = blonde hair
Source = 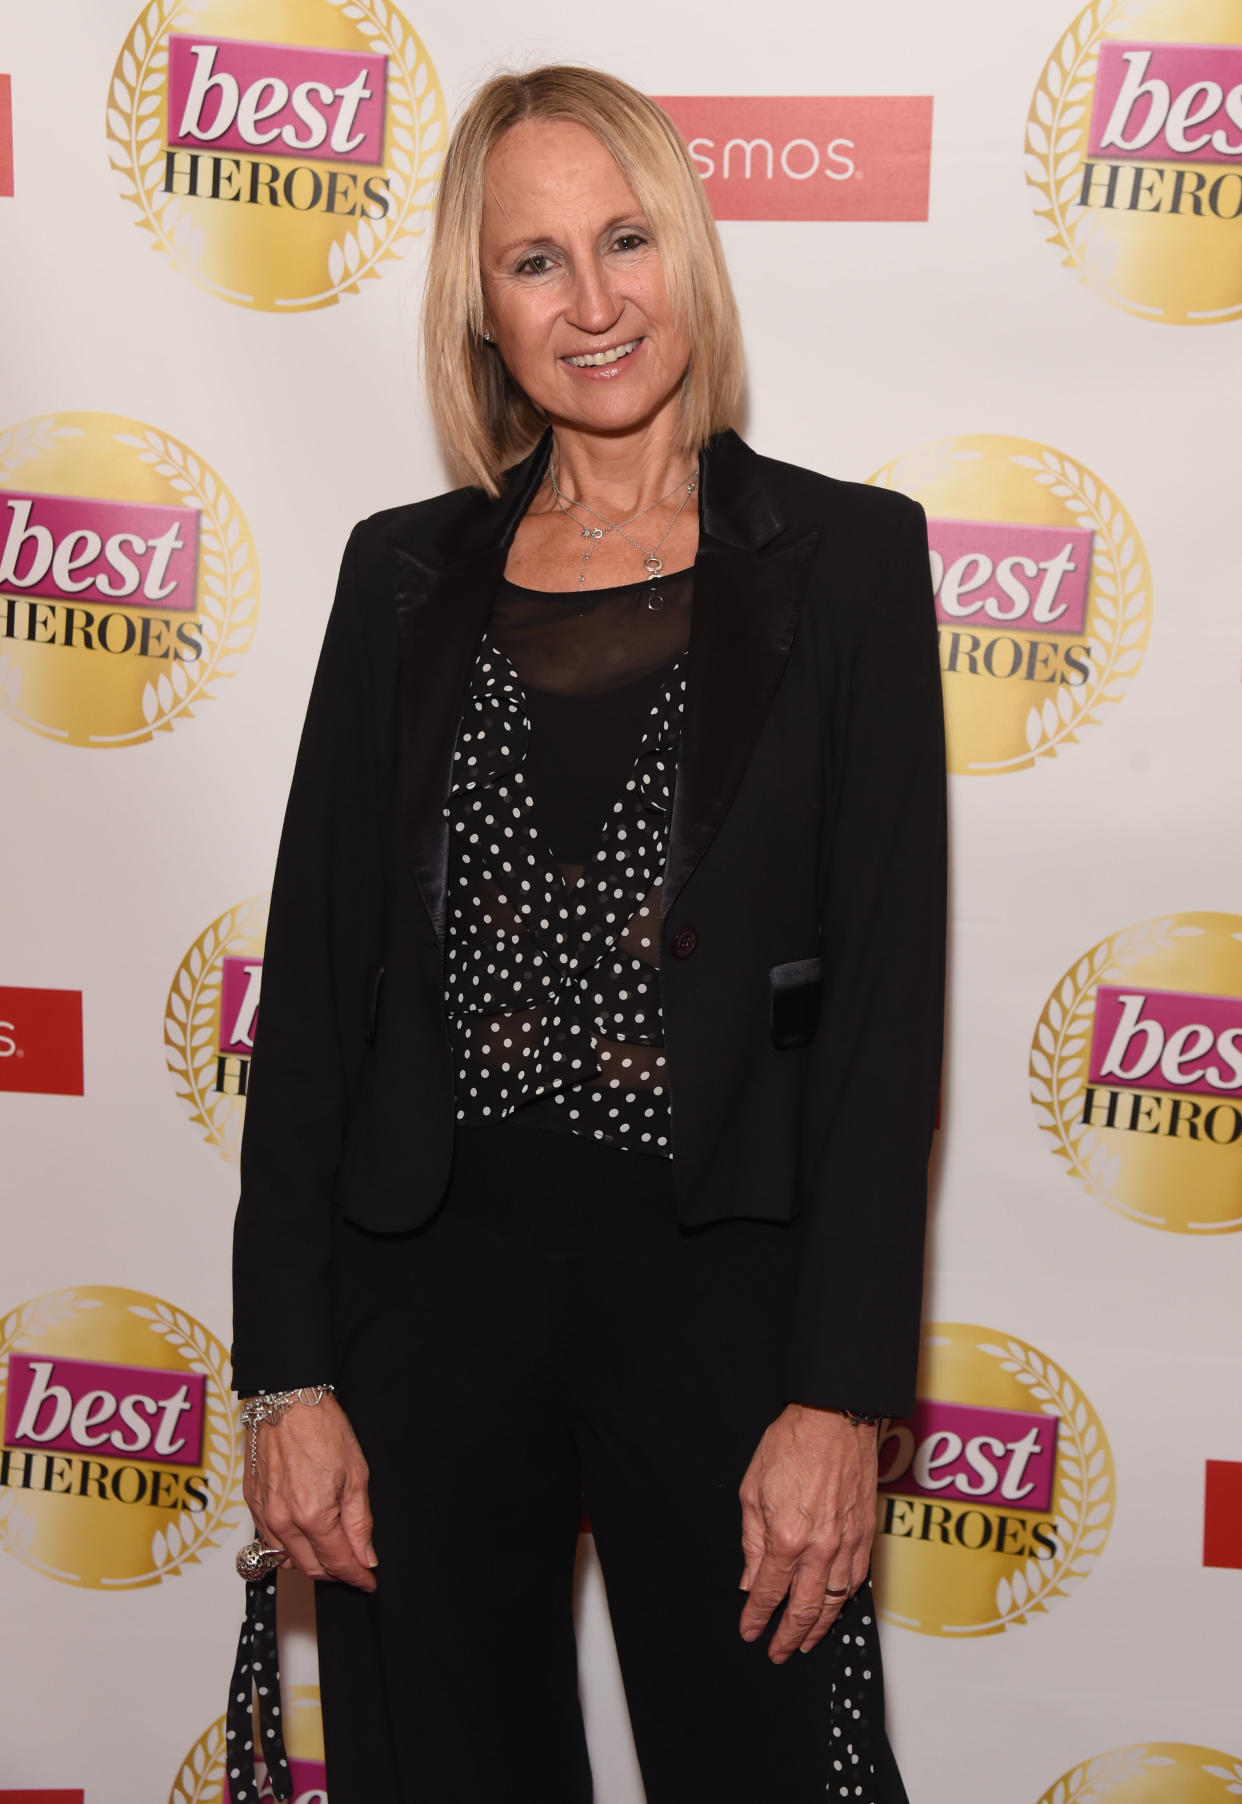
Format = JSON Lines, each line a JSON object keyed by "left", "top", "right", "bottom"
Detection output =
{"left": 422, "top": 66, "right": 745, "bottom": 496}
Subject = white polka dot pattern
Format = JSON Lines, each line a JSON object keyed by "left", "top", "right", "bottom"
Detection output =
{"left": 444, "top": 638, "right": 687, "bottom": 1157}
{"left": 226, "top": 1578, "right": 291, "bottom": 1802}
{"left": 825, "top": 1587, "right": 884, "bottom": 1800}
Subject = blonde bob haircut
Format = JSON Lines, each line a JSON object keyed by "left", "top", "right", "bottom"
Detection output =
{"left": 422, "top": 65, "right": 745, "bottom": 496}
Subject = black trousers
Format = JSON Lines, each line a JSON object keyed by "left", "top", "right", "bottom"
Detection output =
{"left": 317, "top": 1123, "right": 908, "bottom": 1803}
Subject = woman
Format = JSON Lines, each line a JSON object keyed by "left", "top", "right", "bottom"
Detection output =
{"left": 232, "top": 64, "right": 945, "bottom": 1804}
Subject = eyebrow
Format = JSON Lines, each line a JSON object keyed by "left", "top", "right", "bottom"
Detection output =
{"left": 490, "top": 213, "right": 650, "bottom": 263}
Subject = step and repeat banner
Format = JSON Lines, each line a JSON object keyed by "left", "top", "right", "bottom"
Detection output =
{"left": 1, "top": 1, "right": 1239, "bottom": 1800}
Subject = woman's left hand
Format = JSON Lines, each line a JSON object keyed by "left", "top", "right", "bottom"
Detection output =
{"left": 738, "top": 1403, "right": 879, "bottom": 1662}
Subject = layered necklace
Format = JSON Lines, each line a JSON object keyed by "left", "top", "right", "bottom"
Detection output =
{"left": 548, "top": 460, "right": 697, "bottom": 613}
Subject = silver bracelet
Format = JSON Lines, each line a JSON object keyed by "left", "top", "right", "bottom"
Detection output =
{"left": 239, "top": 1384, "right": 335, "bottom": 1474}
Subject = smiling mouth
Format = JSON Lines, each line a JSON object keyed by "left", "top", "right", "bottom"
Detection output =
{"left": 563, "top": 338, "right": 642, "bottom": 368}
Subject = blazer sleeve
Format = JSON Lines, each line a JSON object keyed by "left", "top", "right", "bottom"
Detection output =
{"left": 230, "top": 522, "right": 392, "bottom": 1395}
{"left": 788, "top": 495, "right": 946, "bottom": 1419}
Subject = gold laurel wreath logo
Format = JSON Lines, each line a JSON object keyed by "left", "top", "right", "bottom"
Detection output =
{"left": 0, "top": 414, "right": 256, "bottom": 745}
{"left": 111, "top": 425, "right": 258, "bottom": 738}
{"left": 1040, "top": 1747, "right": 1185, "bottom": 1803}
{"left": 0, "top": 418, "right": 84, "bottom": 723}
{"left": 170, "top": 1690, "right": 324, "bottom": 1804}
{"left": 129, "top": 1300, "right": 244, "bottom": 1580}
{"left": 169, "top": 1716, "right": 229, "bottom": 1804}
{"left": 1024, "top": 0, "right": 1148, "bottom": 304}
{"left": 1011, "top": 449, "right": 1150, "bottom": 763}
{"left": 974, "top": 1335, "right": 1114, "bottom": 1632}
{"left": 106, "top": 0, "right": 447, "bottom": 309}
{"left": 1031, "top": 917, "right": 1204, "bottom": 1214}
{"left": 0, "top": 1292, "right": 102, "bottom": 1565}
{"left": 0, "top": 1291, "right": 243, "bottom": 1586}
{"left": 164, "top": 892, "right": 269, "bottom": 1163}
{"left": 1038, "top": 1746, "right": 1242, "bottom": 1803}
{"left": 870, "top": 437, "right": 1151, "bottom": 773}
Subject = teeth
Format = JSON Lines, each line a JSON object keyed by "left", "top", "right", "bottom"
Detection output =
{"left": 565, "top": 340, "right": 638, "bottom": 368}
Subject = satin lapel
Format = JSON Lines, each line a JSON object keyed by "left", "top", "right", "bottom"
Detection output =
{"left": 662, "top": 436, "right": 820, "bottom": 921}
{"left": 390, "top": 436, "right": 552, "bottom": 944}
{"left": 392, "top": 545, "right": 500, "bottom": 944}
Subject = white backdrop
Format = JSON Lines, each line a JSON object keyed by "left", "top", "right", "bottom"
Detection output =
{"left": 1, "top": 1, "right": 1240, "bottom": 1799}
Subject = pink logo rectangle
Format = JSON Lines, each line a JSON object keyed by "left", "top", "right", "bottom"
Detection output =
{"left": 219, "top": 954, "right": 263, "bottom": 1056}
{"left": 878, "top": 1398, "right": 1058, "bottom": 1511}
{"left": 168, "top": 34, "right": 388, "bottom": 165}
{"left": 4, "top": 1353, "right": 206, "bottom": 1466}
{"left": 1089, "top": 41, "right": 1242, "bottom": 164}
{"left": 0, "top": 492, "right": 199, "bottom": 611}
{"left": 1090, "top": 984, "right": 1242, "bottom": 1096}
{"left": 258, "top": 1760, "right": 327, "bottom": 1802}
{"left": 654, "top": 96, "right": 933, "bottom": 221}
{"left": 929, "top": 518, "right": 1093, "bottom": 634}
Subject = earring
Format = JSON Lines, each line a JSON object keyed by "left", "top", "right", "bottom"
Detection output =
{"left": 482, "top": 329, "right": 492, "bottom": 342}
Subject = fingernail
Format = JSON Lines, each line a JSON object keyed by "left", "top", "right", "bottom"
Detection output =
{"left": 366, "top": 1549, "right": 379, "bottom": 1568}
{"left": 741, "top": 1629, "right": 759, "bottom": 1642}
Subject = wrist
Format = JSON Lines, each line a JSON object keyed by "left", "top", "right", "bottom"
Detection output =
{"left": 786, "top": 1402, "right": 884, "bottom": 1430}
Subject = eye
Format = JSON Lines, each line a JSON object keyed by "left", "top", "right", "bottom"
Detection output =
{"left": 612, "top": 232, "right": 647, "bottom": 253}
{"left": 515, "top": 251, "right": 554, "bottom": 276}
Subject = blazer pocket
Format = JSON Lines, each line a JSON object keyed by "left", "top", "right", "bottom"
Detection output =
{"left": 770, "top": 956, "right": 823, "bottom": 1050}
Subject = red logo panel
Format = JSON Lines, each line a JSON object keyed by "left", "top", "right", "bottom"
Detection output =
{"left": 1204, "top": 1460, "right": 1242, "bottom": 1569}
{"left": 0, "top": 1793, "right": 86, "bottom": 1802}
{"left": 0, "top": 988, "right": 84, "bottom": 1095}
{"left": 655, "top": 95, "right": 933, "bottom": 220}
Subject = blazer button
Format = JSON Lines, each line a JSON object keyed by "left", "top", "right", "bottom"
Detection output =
{"left": 671, "top": 925, "right": 698, "bottom": 959}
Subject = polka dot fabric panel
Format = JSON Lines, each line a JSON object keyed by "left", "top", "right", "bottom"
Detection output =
{"left": 444, "top": 571, "right": 692, "bottom": 1158}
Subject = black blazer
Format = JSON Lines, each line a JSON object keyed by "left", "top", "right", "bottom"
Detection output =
{"left": 231, "top": 429, "right": 946, "bottom": 1415}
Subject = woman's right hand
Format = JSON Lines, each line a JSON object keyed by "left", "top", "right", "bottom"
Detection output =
{"left": 243, "top": 1394, "right": 378, "bottom": 1591}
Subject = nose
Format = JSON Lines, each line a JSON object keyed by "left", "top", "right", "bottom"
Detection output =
{"left": 567, "top": 254, "right": 622, "bottom": 338}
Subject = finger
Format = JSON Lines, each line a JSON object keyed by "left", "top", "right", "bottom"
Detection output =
{"left": 738, "top": 1552, "right": 796, "bottom": 1642}
{"left": 340, "top": 1473, "right": 377, "bottom": 1573}
{"left": 297, "top": 1516, "right": 377, "bottom": 1592}
{"left": 796, "top": 1578, "right": 852, "bottom": 1656}
{"left": 245, "top": 1501, "right": 287, "bottom": 1566}
{"left": 738, "top": 1530, "right": 764, "bottom": 1593}
{"left": 797, "top": 1595, "right": 847, "bottom": 1656}
{"left": 797, "top": 1549, "right": 866, "bottom": 1655}
{"left": 768, "top": 1552, "right": 836, "bottom": 1663}
{"left": 276, "top": 1521, "right": 329, "bottom": 1582}
{"left": 738, "top": 1488, "right": 763, "bottom": 1592}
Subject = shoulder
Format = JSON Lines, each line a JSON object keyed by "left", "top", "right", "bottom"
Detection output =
{"left": 747, "top": 444, "right": 924, "bottom": 539}
{"left": 704, "top": 430, "right": 924, "bottom": 564}
{"left": 346, "top": 481, "right": 492, "bottom": 571}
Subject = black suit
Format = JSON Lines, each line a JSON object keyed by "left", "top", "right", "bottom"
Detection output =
{"left": 231, "top": 427, "right": 943, "bottom": 1803}
{"left": 232, "top": 427, "right": 946, "bottom": 1413}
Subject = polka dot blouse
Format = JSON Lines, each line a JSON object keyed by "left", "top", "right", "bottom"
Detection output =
{"left": 444, "top": 569, "right": 692, "bottom": 1158}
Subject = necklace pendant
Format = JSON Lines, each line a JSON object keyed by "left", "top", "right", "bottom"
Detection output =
{"left": 646, "top": 588, "right": 665, "bottom": 613}
{"left": 644, "top": 555, "right": 663, "bottom": 578}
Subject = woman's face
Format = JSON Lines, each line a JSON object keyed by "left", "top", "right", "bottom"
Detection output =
{"left": 479, "top": 117, "right": 693, "bottom": 440}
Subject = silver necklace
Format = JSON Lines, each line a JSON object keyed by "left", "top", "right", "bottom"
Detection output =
{"left": 548, "top": 462, "right": 698, "bottom": 613}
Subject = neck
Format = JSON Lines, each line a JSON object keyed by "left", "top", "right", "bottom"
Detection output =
{"left": 546, "top": 411, "right": 695, "bottom": 517}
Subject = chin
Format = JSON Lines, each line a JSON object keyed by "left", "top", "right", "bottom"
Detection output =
{"left": 549, "top": 379, "right": 680, "bottom": 438}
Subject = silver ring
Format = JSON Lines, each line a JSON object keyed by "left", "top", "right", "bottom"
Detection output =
{"left": 236, "top": 1539, "right": 286, "bottom": 1581}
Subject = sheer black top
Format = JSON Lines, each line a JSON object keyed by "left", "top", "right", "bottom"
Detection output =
{"left": 443, "top": 569, "right": 693, "bottom": 1157}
